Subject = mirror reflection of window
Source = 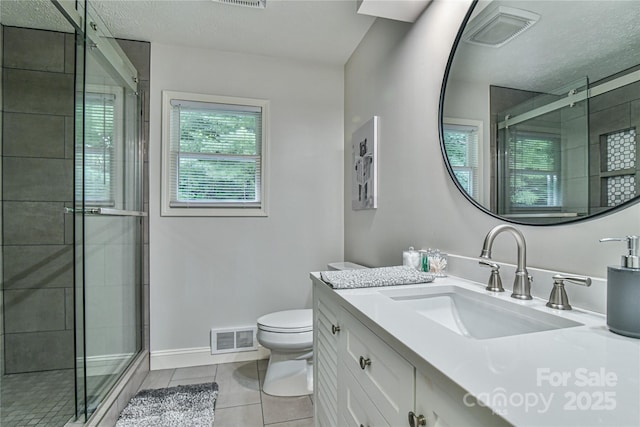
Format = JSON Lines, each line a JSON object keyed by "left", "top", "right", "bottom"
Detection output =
{"left": 503, "top": 131, "right": 561, "bottom": 213}
{"left": 443, "top": 119, "right": 482, "bottom": 202}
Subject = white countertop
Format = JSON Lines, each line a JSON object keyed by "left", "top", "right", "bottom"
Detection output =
{"left": 312, "top": 273, "right": 640, "bottom": 426}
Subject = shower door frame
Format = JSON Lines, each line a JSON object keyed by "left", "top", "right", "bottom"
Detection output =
{"left": 52, "top": 0, "right": 145, "bottom": 422}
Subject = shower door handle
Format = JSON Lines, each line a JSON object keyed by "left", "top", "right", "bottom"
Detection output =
{"left": 64, "top": 207, "right": 147, "bottom": 217}
{"left": 89, "top": 208, "right": 147, "bottom": 217}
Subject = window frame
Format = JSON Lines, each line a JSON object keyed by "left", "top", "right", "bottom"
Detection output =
{"left": 443, "top": 118, "right": 485, "bottom": 204}
{"left": 161, "top": 91, "right": 269, "bottom": 217}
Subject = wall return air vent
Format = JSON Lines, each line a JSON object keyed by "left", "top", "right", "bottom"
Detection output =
{"left": 211, "top": 327, "right": 258, "bottom": 354}
{"left": 463, "top": 5, "right": 540, "bottom": 48}
{"left": 212, "top": 0, "right": 266, "bottom": 9}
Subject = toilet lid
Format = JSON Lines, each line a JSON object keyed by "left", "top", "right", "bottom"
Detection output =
{"left": 258, "top": 309, "right": 312, "bottom": 333}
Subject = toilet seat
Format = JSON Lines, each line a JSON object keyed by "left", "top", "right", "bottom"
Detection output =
{"left": 258, "top": 309, "right": 312, "bottom": 333}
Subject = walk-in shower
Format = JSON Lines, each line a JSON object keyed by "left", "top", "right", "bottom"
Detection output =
{"left": 1, "top": 0, "right": 146, "bottom": 425}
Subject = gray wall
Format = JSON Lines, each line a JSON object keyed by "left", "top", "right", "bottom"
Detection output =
{"left": 2, "top": 26, "right": 75, "bottom": 373}
{"left": 344, "top": 1, "right": 640, "bottom": 282}
{"left": 149, "top": 43, "right": 344, "bottom": 357}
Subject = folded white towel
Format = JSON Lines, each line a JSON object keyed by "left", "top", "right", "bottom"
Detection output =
{"left": 320, "top": 265, "right": 435, "bottom": 289}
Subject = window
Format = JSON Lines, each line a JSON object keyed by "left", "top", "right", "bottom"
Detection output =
{"left": 443, "top": 119, "right": 482, "bottom": 201}
{"left": 82, "top": 86, "right": 123, "bottom": 206}
{"left": 161, "top": 91, "right": 269, "bottom": 216}
{"left": 505, "top": 131, "right": 561, "bottom": 210}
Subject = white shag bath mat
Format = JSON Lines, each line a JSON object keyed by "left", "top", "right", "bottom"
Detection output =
{"left": 116, "top": 382, "right": 218, "bottom": 427}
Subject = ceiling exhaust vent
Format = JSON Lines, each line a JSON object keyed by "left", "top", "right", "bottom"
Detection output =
{"left": 463, "top": 5, "right": 539, "bottom": 48}
{"left": 212, "top": 0, "right": 266, "bottom": 9}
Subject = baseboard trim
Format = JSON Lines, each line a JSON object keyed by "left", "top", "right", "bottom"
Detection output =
{"left": 150, "top": 346, "right": 270, "bottom": 370}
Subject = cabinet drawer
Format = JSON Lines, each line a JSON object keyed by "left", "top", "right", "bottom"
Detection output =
{"left": 339, "top": 367, "right": 390, "bottom": 427}
{"left": 342, "top": 311, "right": 414, "bottom": 425}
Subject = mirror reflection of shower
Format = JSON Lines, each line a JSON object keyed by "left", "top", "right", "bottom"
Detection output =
{"left": 442, "top": 0, "right": 640, "bottom": 224}
{"left": 494, "top": 77, "right": 589, "bottom": 219}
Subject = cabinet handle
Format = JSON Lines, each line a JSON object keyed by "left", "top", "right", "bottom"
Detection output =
{"left": 408, "top": 411, "right": 427, "bottom": 427}
{"left": 331, "top": 324, "right": 341, "bottom": 335}
{"left": 359, "top": 356, "right": 371, "bottom": 370}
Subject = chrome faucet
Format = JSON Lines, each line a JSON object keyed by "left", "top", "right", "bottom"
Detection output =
{"left": 479, "top": 224, "right": 533, "bottom": 300}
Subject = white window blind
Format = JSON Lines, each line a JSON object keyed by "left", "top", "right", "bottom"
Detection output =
{"left": 162, "top": 91, "right": 269, "bottom": 216}
{"left": 507, "top": 132, "right": 560, "bottom": 208}
{"left": 83, "top": 92, "right": 116, "bottom": 205}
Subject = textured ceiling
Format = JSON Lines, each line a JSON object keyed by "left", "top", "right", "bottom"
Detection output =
{"left": 449, "top": 0, "right": 640, "bottom": 93}
{"left": 6, "top": 0, "right": 637, "bottom": 86}
{"left": 1, "top": 0, "right": 377, "bottom": 65}
{"left": 1, "top": 0, "right": 76, "bottom": 33}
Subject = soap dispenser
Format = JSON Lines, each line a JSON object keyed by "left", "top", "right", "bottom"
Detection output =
{"left": 600, "top": 236, "right": 640, "bottom": 338}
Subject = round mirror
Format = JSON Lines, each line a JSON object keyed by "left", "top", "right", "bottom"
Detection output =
{"left": 440, "top": 0, "right": 640, "bottom": 225}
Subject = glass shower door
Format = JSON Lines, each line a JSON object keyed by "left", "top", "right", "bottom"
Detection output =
{"left": 75, "top": 2, "right": 144, "bottom": 419}
{"left": 496, "top": 77, "right": 590, "bottom": 219}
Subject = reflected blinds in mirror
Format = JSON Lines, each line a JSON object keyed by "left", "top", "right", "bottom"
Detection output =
{"left": 506, "top": 131, "right": 560, "bottom": 210}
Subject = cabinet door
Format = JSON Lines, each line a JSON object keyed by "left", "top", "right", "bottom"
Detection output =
{"left": 314, "top": 287, "right": 342, "bottom": 427}
{"left": 415, "top": 371, "right": 513, "bottom": 427}
{"left": 341, "top": 311, "right": 414, "bottom": 426}
{"left": 339, "top": 367, "right": 390, "bottom": 427}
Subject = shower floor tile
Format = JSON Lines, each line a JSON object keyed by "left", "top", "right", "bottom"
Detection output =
{"left": 1, "top": 369, "right": 75, "bottom": 427}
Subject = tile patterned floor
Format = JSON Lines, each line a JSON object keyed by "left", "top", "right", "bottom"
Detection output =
{"left": 136, "top": 359, "right": 313, "bottom": 427}
{"left": 0, "top": 369, "right": 75, "bottom": 427}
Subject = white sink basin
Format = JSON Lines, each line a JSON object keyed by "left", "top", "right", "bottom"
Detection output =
{"left": 380, "top": 285, "right": 582, "bottom": 339}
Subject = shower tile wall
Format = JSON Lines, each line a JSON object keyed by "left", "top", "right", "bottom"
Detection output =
{"left": 2, "top": 26, "right": 75, "bottom": 373}
{"left": 589, "top": 66, "right": 640, "bottom": 213}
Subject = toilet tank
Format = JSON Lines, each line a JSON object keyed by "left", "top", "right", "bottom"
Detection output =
{"left": 327, "top": 262, "right": 368, "bottom": 271}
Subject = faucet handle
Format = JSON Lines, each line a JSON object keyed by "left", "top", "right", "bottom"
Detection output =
{"left": 479, "top": 259, "right": 499, "bottom": 269}
{"left": 479, "top": 260, "right": 504, "bottom": 292}
{"left": 546, "top": 274, "right": 592, "bottom": 310}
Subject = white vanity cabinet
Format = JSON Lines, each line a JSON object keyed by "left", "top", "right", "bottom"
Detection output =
{"left": 313, "top": 279, "right": 511, "bottom": 427}
{"left": 414, "top": 370, "right": 512, "bottom": 427}
{"left": 339, "top": 308, "right": 414, "bottom": 426}
{"left": 314, "top": 281, "right": 413, "bottom": 427}
{"left": 314, "top": 286, "right": 342, "bottom": 427}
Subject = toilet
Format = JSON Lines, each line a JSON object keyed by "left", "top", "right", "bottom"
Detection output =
{"left": 257, "top": 262, "right": 367, "bottom": 397}
{"left": 257, "top": 309, "right": 313, "bottom": 396}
